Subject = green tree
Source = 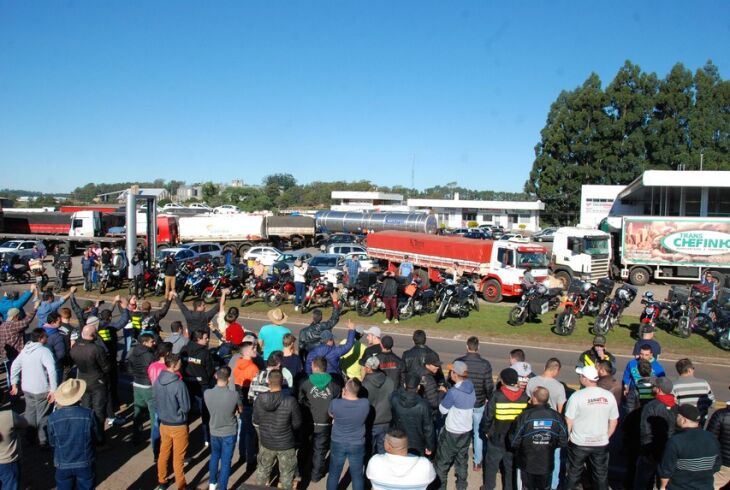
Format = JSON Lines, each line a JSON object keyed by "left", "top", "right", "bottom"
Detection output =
{"left": 32, "top": 194, "right": 58, "bottom": 207}
{"left": 201, "top": 182, "right": 221, "bottom": 206}
{"left": 689, "top": 61, "right": 730, "bottom": 169}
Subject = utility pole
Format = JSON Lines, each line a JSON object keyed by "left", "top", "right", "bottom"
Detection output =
{"left": 700, "top": 152, "right": 704, "bottom": 171}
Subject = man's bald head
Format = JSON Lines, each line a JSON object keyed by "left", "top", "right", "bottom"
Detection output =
{"left": 531, "top": 386, "right": 550, "bottom": 405}
{"left": 81, "top": 325, "right": 96, "bottom": 340}
{"left": 384, "top": 429, "right": 408, "bottom": 456}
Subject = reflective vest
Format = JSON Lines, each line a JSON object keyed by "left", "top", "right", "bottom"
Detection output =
{"left": 581, "top": 350, "right": 613, "bottom": 368}
{"left": 495, "top": 400, "right": 529, "bottom": 421}
{"left": 98, "top": 324, "right": 114, "bottom": 342}
{"left": 487, "top": 389, "right": 530, "bottom": 438}
{"left": 130, "top": 311, "right": 143, "bottom": 332}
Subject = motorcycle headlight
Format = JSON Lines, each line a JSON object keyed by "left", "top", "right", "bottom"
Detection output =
{"left": 521, "top": 295, "right": 526, "bottom": 300}
{"left": 645, "top": 307, "right": 653, "bottom": 315}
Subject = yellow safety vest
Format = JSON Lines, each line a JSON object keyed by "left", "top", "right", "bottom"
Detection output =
{"left": 495, "top": 401, "right": 529, "bottom": 421}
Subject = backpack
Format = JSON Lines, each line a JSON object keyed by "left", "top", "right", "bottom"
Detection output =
{"left": 248, "top": 369, "right": 273, "bottom": 403}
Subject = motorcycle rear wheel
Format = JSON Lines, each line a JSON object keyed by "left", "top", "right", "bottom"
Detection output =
{"left": 675, "top": 317, "right": 691, "bottom": 338}
{"left": 508, "top": 307, "right": 526, "bottom": 326}
{"left": 18, "top": 272, "right": 31, "bottom": 284}
{"left": 357, "top": 299, "right": 375, "bottom": 317}
{"left": 399, "top": 303, "right": 414, "bottom": 321}
{"left": 555, "top": 312, "right": 575, "bottom": 336}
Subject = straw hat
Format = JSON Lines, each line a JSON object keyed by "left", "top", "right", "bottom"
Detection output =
{"left": 55, "top": 378, "right": 87, "bottom": 407}
{"left": 266, "top": 307, "right": 288, "bottom": 325}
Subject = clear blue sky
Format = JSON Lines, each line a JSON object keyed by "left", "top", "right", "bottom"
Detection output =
{"left": 1, "top": 1, "right": 728, "bottom": 194}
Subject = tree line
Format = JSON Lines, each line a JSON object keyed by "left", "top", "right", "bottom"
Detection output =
{"left": 526, "top": 60, "right": 730, "bottom": 225}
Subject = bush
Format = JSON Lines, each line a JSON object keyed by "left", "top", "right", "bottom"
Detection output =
{"left": 518, "top": 223, "right": 527, "bottom": 230}
{"left": 467, "top": 221, "right": 479, "bottom": 228}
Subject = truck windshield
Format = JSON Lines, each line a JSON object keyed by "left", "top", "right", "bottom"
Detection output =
{"left": 583, "top": 237, "right": 610, "bottom": 255}
{"left": 516, "top": 251, "right": 548, "bottom": 268}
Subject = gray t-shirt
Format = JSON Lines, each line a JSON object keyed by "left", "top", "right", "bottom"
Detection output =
{"left": 526, "top": 375, "right": 567, "bottom": 411}
{"left": 204, "top": 386, "right": 239, "bottom": 437}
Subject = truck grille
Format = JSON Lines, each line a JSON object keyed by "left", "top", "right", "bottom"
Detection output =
{"left": 588, "top": 257, "right": 610, "bottom": 281}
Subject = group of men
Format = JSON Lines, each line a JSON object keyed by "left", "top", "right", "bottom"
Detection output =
{"left": 1, "top": 278, "right": 730, "bottom": 490}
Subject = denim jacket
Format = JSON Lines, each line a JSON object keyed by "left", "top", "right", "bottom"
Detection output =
{"left": 48, "top": 405, "right": 100, "bottom": 469}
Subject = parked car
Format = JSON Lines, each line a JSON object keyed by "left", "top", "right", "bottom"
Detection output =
{"left": 532, "top": 227, "right": 557, "bottom": 242}
{"left": 156, "top": 247, "right": 200, "bottom": 265}
{"left": 179, "top": 242, "right": 223, "bottom": 259}
{"left": 448, "top": 228, "right": 471, "bottom": 236}
{"left": 243, "top": 246, "right": 282, "bottom": 266}
{"left": 161, "top": 203, "right": 187, "bottom": 211}
{"left": 316, "top": 233, "right": 360, "bottom": 251}
{"left": 308, "top": 254, "right": 346, "bottom": 275}
{"left": 213, "top": 205, "right": 240, "bottom": 214}
{"left": 463, "top": 230, "right": 492, "bottom": 240}
{"left": 0, "top": 240, "right": 45, "bottom": 261}
{"left": 324, "top": 244, "right": 367, "bottom": 255}
{"left": 188, "top": 203, "right": 212, "bottom": 211}
{"left": 273, "top": 251, "right": 313, "bottom": 269}
{"left": 498, "top": 233, "right": 525, "bottom": 241}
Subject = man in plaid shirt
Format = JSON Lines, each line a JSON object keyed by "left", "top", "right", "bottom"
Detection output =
{"left": 1, "top": 297, "right": 39, "bottom": 394}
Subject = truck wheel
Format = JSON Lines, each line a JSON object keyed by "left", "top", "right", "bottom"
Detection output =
{"left": 290, "top": 237, "right": 303, "bottom": 250}
{"left": 554, "top": 270, "right": 572, "bottom": 289}
{"left": 707, "top": 270, "right": 725, "bottom": 287}
{"left": 481, "top": 279, "right": 502, "bottom": 303}
{"left": 223, "top": 243, "right": 239, "bottom": 257}
{"left": 237, "top": 244, "right": 251, "bottom": 257}
{"left": 629, "top": 267, "right": 650, "bottom": 286}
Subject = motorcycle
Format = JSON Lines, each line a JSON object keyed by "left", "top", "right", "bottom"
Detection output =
{"left": 584, "top": 278, "right": 615, "bottom": 316}
{"left": 240, "top": 275, "right": 275, "bottom": 307}
{"left": 692, "top": 300, "right": 730, "bottom": 350}
{"left": 593, "top": 284, "right": 637, "bottom": 335}
{"left": 638, "top": 292, "right": 666, "bottom": 337}
{"left": 435, "top": 279, "right": 480, "bottom": 323}
{"left": 263, "top": 272, "right": 297, "bottom": 307}
{"left": 179, "top": 268, "right": 209, "bottom": 302}
{"left": 0, "top": 258, "right": 31, "bottom": 284}
{"left": 152, "top": 268, "right": 166, "bottom": 296}
{"left": 659, "top": 296, "right": 692, "bottom": 338}
{"left": 554, "top": 280, "right": 593, "bottom": 336}
{"left": 357, "top": 283, "right": 386, "bottom": 317}
{"left": 301, "top": 277, "right": 334, "bottom": 314}
{"left": 98, "top": 265, "right": 112, "bottom": 294}
{"left": 398, "top": 279, "right": 437, "bottom": 320}
{"left": 508, "top": 282, "right": 562, "bottom": 326}
{"left": 203, "top": 272, "right": 244, "bottom": 304}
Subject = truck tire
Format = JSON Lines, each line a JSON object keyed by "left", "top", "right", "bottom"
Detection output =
{"left": 554, "top": 270, "right": 572, "bottom": 289}
{"left": 481, "top": 279, "right": 502, "bottom": 303}
{"left": 707, "top": 270, "right": 725, "bottom": 287}
{"left": 237, "top": 243, "right": 252, "bottom": 257}
{"left": 629, "top": 267, "right": 650, "bottom": 286}
{"left": 290, "top": 236, "right": 304, "bottom": 250}
{"left": 223, "top": 243, "right": 239, "bottom": 257}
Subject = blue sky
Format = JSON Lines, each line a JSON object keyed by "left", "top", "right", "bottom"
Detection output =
{"left": 1, "top": 1, "right": 728, "bottom": 194}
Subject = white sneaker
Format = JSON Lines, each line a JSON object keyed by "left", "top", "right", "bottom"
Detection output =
{"left": 394, "top": 319, "right": 399, "bottom": 324}
{"left": 382, "top": 319, "right": 390, "bottom": 324}
{"left": 105, "top": 417, "right": 115, "bottom": 428}
{"left": 204, "top": 441, "right": 210, "bottom": 449}
{"left": 209, "top": 484, "right": 217, "bottom": 490}
{"left": 294, "top": 306, "right": 299, "bottom": 311}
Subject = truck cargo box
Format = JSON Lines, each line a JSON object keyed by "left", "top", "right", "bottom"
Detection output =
{"left": 178, "top": 214, "right": 266, "bottom": 242}
{"left": 367, "top": 231, "right": 496, "bottom": 265}
{"left": 265, "top": 216, "right": 315, "bottom": 237}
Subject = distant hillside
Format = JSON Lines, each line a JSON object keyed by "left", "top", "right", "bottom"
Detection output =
{"left": 0, "top": 189, "right": 70, "bottom": 197}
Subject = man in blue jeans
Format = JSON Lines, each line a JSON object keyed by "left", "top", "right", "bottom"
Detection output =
{"left": 48, "top": 378, "right": 101, "bottom": 490}
{"left": 0, "top": 405, "right": 28, "bottom": 489}
{"left": 327, "top": 378, "right": 370, "bottom": 490}
{"left": 205, "top": 366, "right": 241, "bottom": 490}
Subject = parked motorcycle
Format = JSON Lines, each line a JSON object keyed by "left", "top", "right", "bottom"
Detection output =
{"left": 301, "top": 277, "right": 334, "bottom": 313}
{"left": 638, "top": 292, "right": 666, "bottom": 337}
{"left": 692, "top": 299, "right": 730, "bottom": 350}
{"left": 240, "top": 275, "right": 275, "bottom": 307}
{"left": 357, "top": 282, "right": 386, "bottom": 317}
{"left": 179, "top": 268, "right": 209, "bottom": 302}
{"left": 584, "top": 278, "right": 615, "bottom": 316}
{"left": 398, "top": 279, "right": 437, "bottom": 320}
{"left": 593, "top": 284, "right": 637, "bottom": 335}
{"left": 263, "top": 272, "right": 297, "bottom": 307}
{"left": 509, "top": 283, "right": 562, "bottom": 326}
{"left": 554, "top": 280, "right": 593, "bottom": 336}
{"left": 0, "top": 256, "right": 31, "bottom": 284}
{"left": 98, "top": 265, "right": 112, "bottom": 294}
{"left": 435, "top": 279, "right": 480, "bottom": 323}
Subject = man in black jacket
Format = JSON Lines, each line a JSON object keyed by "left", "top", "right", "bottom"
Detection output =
{"left": 509, "top": 387, "right": 568, "bottom": 490}
{"left": 403, "top": 329, "right": 440, "bottom": 377}
{"left": 181, "top": 330, "right": 215, "bottom": 449}
{"left": 297, "top": 292, "right": 340, "bottom": 357}
{"left": 420, "top": 351, "right": 446, "bottom": 433}
{"left": 129, "top": 333, "right": 157, "bottom": 445}
{"left": 454, "top": 335, "right": 493, "bottom": 471}
{"left": 137, "top": 294, "right": 173, "bottom": 337}
{"left": 362, "top": 355, "right": 395, "bottom": 456}
{"left": 636, "top": 377, "right": 678, "bottom": 490}
{"left": 253, "top": 370, "right": 302, "bottom": 489}
{"left": 70, "top": 324, "right": 111, "bottom": 443}
{"left": 298, "top": 356, "right": 342, "bottom": 482}
{"left": 390, "top": 374, "right": 435, "bottom": 457}
{"left": 174, "top": 290, "right": 226, "bottom": 335}
{"left": 376, "top": 335, "right": 405, "bottom": 389}
{"left": 707, "top": 398, "right": 730, "bottom": 488}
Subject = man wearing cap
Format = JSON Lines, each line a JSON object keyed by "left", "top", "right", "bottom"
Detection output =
{"left": 258, "top": 307, "right": 292, "bottom": 362}
{"left": 563, "top": 365, "right": 619, "bottom": 490}
{"left": 0, "top": 304, "right": 38, "bottom": 390}
{"left": 481, "top": 367, "right": 529, "bottom": 490}
{"left": 632, "top": 324, "right": 662, "bottom": 360}
{"left": 0, "top": 283, "right": 35, "bottom": 321}
{"left": 659, "top": 404, "right": 722, "bottom": 490}
{"left": 435, "top": 360, "right": 475, "bottom": 490}
{"left": 304, "top": 319, "right": 356, "bottom": 377}
{"left": 48, "top": 378, "right": 100, "bottom": 490}
{"left": 707, "top": 396, "right": 730, "bottom": 489}
{"left": 70, "top": 291, "right": 99, "bottom": 329}
{"left": 361, "top": 325, "right": 383, "bottom": 360}
{"left": 390, "top": 373, "right": 435, "bottom": 457}
{"left": 71, "top": 321, "right": 112, "bottom": 442}
{"left": 36, "top": 287, "right": 73, "bottom": 328}
{"left": 636, "top": 377, "right": 678, "bottom": 489}
{"left": 577, "top": 335, "right": 616, "bottom": 375}
{"left": 509, "top": 349, "right": 535, "bottom": 389}
{"left": 420, "top": 351, "right": 446, "bottom": 421}
{"left": 361, "top": 354, "right": 395, "bottom": 456}
{"left": 376, "top": 335, "right": 405, "bottom": 388}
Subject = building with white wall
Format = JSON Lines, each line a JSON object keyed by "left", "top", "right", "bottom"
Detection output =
{"left": 330, "top": 191, "right": 409, "bottom": 212}
{"left": 407, "top": 194, "right": 544, "bottom": 231}
{"left": 579, "top": 185, "right": 628, "bottom": 227}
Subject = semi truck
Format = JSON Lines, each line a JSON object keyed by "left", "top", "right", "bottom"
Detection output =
{"left": 366, "top": 230, "right": 550, "bottom": 302}
{"left": 316, "top": 211, "right": 438, "bottom": 235}
{"left": 549, "top": 227, "right": 612, "bottom": 286}
{"left": 600, "top": 216, "right": 730, "bottom": 287}
{"left": 177, "top": 214, "right": 316, "bottom": 255}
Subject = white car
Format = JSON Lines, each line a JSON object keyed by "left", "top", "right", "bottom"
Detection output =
{"left": 161, "top": 203, "right": 187, "bottom": 211}
{"left": 498, "top": 233, "right": 525, "bottom": 241}
{"left": 188, "top": 203, "right": 212, "bottom": 211}
{"left": 214, "top": 205, "right": 240, "bottom": 214}
{"left": 0, "top": 240, "right": 45, "bottom": 261}
{"left": 345, "top": 252, "right": 376, "bottom": 271}
{"left": 324, "top": 244, "right": 367, "bottom": 256}
{"left": 179, "top": 242, "right": 223, "bottom": 259}
{"left": 243, "top": 246, "right": 282, "bottom": 266}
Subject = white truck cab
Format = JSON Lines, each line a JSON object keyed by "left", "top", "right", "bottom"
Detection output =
{"left": 550, "top": 227, "right": 611, "bottom": 286}
{"left": 69, "top": 211, "right": 103, "bottom": 238}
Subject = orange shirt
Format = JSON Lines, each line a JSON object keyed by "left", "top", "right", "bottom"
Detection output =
{"left": 233, "top": 357, "right": 260, "bottom": 387}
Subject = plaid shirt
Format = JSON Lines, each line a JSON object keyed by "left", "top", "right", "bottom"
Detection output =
{"left": 0, "top": 311, "right": 36, "bottom": 362}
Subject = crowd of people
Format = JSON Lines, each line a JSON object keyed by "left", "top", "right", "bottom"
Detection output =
{"left": 0, "top": 279, "right": 729, "bottom": 490}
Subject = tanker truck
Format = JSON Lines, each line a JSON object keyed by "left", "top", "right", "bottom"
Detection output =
{"left": 315, "top": 211, "right": 438, "bottom": 235}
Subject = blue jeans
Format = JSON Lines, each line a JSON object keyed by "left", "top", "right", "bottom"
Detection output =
{"left": 552, "top": 447, "right": 561, "bottom": 488}
{"left": 472, "top": 405, "right": 485, "bottom": 465}
{"left": 209, "top": 434, "right": 236, "bottom": 489}
{"left": 294, "top": 282, "right": 305, "bottom": 306}
{"left": 371, "top": 424, "right": 388, "bottom": 455}
{"left": 55, "top": 466, "right": 95, "bottom": 490}
{"left": 237, "top": 406, "right": 256, "bottom": 463}
{"left": 0, "top": 461, "right": 19, "bottom": 490}
{"left": 152, "top": 412, "right": 161, "bottom": 460}
{"left": 327, "top": 441, "right": 365, "bottom": 490}
{"left": 122, "top": 329, "right": 134, "bottom": 362}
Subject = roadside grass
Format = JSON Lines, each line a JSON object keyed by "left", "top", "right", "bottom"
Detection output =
{"left": 99, "top": 290, "right": 730, "bottom": 360}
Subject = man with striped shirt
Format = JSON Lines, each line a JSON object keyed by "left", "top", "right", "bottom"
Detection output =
{"left": 672, "top": 358, "right": 715, "bottom": 426}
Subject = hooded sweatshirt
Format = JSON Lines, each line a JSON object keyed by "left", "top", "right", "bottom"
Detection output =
{"left": 439, "top": 379, "right": 476, "bottom": 434}
{"left": 362, "top": 370, "right": 395, "bottom": 426}
{"left": 390, "top": 389, "right": 435, "bottom": 454}
{"left": 154, "top": 370, "right": 191, "bottom": 426}
{"left": 366, "top": 453, "right": 436, "bottom": 490}
{"left": 298, "top": 372, "right": 342, "bottom": 432}
{"left": 252, "top": 390, "right": 302, "bottom": 450}
{"left": 10, "top": 342, "right": 58, "bottom": 394}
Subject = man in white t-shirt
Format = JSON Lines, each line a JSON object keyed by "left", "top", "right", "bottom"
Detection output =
{"left": 366, "top": 428, "right": 436, "bottom": 490}
{"left": 563, "top": 365, "right": 619, "bottom": 490}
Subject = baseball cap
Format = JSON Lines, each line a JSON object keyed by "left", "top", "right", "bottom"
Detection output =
{"left": 500, "top": 368, "right": 519, "bottom": 387}
{"left": 85, "top": 316, "right": 100, "bottom": 327}
{"left": 678, "top": 404, "right": 701, "bottom": 422}
{"left": 654, "top": 377, "right": 673, "bottom": 394}
{"left": 363, "top": 326, "right": 382, "bottom": 338}
{"left": 575, "top": 365, "right": 599, "bottom": 382}
{"left": 451, "top": 360, "right": 468, "bottom": 376}
{"left": 80, "top": 300, "right": 94, "bottom": 310}
{"left": 424, "top": 352, "right": 441, "bottom": 367}
{"left": 320, "top": 331, "right": 334, "bottom": 342}
{"left": 364, "top": 355, "right": 380, "bottom": 370}
{"left": 381, "top": 335, "right": 394, "bottom": 349}
{"left": 592, "top": 335, "right": 607, "bottom": 346}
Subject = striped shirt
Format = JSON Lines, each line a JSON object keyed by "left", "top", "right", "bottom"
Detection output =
{"left": 658, "top": 427, "right": 721, "bottom": 489}
{"left": 673, "top": 376, "right": 715, "bottom": 418}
